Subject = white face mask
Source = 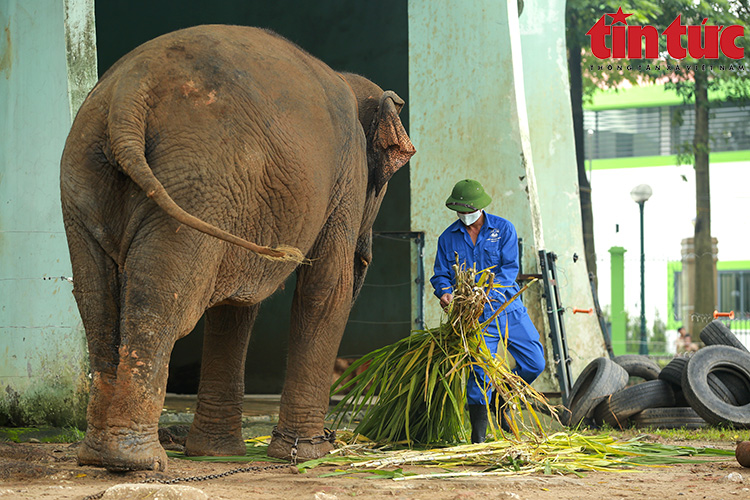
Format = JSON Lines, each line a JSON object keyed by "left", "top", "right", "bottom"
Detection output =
{"left": 457, "top": 210, "right": 481, "bottom": 226}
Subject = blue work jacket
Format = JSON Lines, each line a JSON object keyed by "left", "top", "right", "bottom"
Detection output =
{"left": 430, "top": 212, "right": 523, "bottom": 322}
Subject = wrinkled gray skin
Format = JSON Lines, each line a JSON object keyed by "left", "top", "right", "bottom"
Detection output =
{"left": 60, "top": 25, "right": 415, "bottom": 472}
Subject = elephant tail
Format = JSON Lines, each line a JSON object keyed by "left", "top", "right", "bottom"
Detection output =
{"left": 106, "top": 81, "right": 307, "bottom": 265}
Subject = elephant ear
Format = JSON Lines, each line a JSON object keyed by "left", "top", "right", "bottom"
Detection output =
{"left": 370, "top": 91, "right": 416, "bottom": 195}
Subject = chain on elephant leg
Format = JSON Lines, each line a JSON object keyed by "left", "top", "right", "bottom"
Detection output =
{"left": 268, "top": 427, "right": 337, "bottom": 464}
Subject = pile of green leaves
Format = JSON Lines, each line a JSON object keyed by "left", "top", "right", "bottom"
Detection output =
{"left": 297, "top": 432, "right": 734, "bottom": 478}
{"left": 329, "top": 260, "right": 551, "bottom": 444}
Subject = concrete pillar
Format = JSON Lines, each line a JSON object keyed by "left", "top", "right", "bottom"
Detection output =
{"left": 519, "top": 0, "right": 608, "bottom": 376}
{"left": 609, "top": 246, "right": 627, "bottom": 354}
{"left": 408, "top": 0, "right": 548, "bottom": 387}
{"left": 408, "top": 0, "right": 610, "bottom": 390}
{"left": 0, "top": 0, "right": 97, "bottom": 426}
{"left": 680, "top": 237, "right": 719, "bottom": 336}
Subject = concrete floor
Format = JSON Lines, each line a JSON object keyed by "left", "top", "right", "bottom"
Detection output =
{"left": 162, "top": 393, "right": 282, "bottom": 417}
{"left": 161, "top": 394, "right": 283, "bottom": 439}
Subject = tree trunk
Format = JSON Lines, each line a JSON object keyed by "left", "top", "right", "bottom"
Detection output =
{"left": 691, "top": 73, "right": 714, "bottom": 338}
{"left": 567, "top": 34, "right": 598, "bottom": 290}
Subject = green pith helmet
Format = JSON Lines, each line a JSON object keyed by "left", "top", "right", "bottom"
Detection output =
{"left": 445, "top": 179, "right": 492, "bottom": 212}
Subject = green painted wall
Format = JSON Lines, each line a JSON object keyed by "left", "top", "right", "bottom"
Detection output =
{"left": 585, "top": 82, "right": 749, "bottom": 111}
{"left": 590, "top": 150, "right": 749, "bottom": 170}
{"left": 0, "top": 0, "right": 97, "bottom": 426}
{"left": 408, "top": 0, "right": 550, "bottom": 387}
{"left": 609, "top": 247, "right": 627, "bottom": 354}
{"left": 519, "top": 0, "right": 607, "bottom": 378}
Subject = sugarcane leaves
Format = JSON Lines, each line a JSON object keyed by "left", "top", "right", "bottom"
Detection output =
{"left": 317, "top": 468, "right": 417, "bottom": 479}
{"left": 295, "top": 432, "right": 733, "bottom": 478}
{"left": 328, "top": 260, "right": 545, "bottom": 444}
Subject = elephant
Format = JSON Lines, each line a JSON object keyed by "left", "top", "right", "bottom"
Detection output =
{"left": 60, "top": 24, "right": 415, "bottom": 472}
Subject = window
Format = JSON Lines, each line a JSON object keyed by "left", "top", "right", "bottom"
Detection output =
{"left": 583, "top": 102, "right": 750, "bottom": 160}
{"left": 718, "top": 270, "right": 750, "bottom": 314}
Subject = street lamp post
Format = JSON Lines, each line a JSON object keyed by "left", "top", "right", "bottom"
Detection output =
{"left": 630, "top": 184, "right": 653, "bottom": 355}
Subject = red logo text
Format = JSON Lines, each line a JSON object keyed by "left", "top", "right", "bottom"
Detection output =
{"left": 586, "top": 7, "right": 744, "bottom": 60}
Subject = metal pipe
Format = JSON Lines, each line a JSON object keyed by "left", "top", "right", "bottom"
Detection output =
{"left": 639, "top": 201, "right": 648, "bottom": 355}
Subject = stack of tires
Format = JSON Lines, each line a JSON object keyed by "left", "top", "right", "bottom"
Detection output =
{"left": 565, "top": 320, "right": 750, "bottom": 430}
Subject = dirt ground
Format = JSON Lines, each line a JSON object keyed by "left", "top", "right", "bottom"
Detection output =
{"left": 0, "top": 437, "right": 747, "bottom": 500}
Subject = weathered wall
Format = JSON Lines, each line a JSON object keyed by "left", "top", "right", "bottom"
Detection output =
{"left": 0, "top": 0, "right": 97, "bottom": 426}
{"left": 518, "top": 0, "right": 607, "bottom": 377}
{"left": 408, "top": 0, "right": 550, "bottom": 388}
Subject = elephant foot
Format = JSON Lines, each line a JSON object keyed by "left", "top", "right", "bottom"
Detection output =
{"left": 77, "top": 431, "right": 106, "bottom": 467}
{"left": 185, "top": 430, "right": 246, "bottom": 457}
{"left": 266, "top": 427, "right": 336, "bottom": 463}
{"left": 78, "top": 427, "right": 167, "bottom": 471}
{"left": 102, "top": 441, "right": 168, "bottom": 472}
{"left": 82, "top": 426, "right": 167, "bottom": 472}
{"left": 185, "top": 409, "right": 246, "bottom": 457}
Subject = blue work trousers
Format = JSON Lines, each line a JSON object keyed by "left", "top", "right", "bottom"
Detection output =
{"left": 466, "top": 305, "right": 546, "bottom": 405}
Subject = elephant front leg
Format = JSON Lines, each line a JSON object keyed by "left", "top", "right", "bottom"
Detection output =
{"left": 186, "top": 304, "right": 259, "bottom": 457}
{"left": 267, "top": 252, "right": 353, "bottom": 462}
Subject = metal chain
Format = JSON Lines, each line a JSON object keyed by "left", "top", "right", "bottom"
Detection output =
{"left": 271, "top": 426, "right": 336, "bottom": 466}
{"left": 82, "top": 428, "right": 332, "bottom": 499}
{"left": 81, "top": 462, "right": 291, "bottom": 500}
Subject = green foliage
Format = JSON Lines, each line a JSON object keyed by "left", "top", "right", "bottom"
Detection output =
{"left": 329, "top": 264, "right": 550, "bottom": 445}
{"left": 601, "top": 425, "right": 749, "bottom": 443}
{"left": 294, "top": 432, "right": 734, "bottom": 477}
{"left": 622, "top": 310, "right": 646, "bottom": 353}
{"left": 0, "top": 426, "right": 85, "bottom": 443}
{"left": 566, "top": 0, "right": 662, "bottom": 103}
{"left": 0, "top": 377, "right": 89, "bottom": 429}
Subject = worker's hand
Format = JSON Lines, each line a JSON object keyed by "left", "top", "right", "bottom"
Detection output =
{"left": 440, "top": 293, "right": 453, "bottom": 309}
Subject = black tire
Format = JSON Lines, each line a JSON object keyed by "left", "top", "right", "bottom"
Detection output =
{"left": 658, "top": 357, "right": 688, "bottom": 389}
{"left": 708, "top": 372, "right": 740, "bottom": 406}
{"left": 614, "top": 355, "right": 661, "bottom": 381}
{"left": 699, "top": 320, "right": 749, "bottom": 352}
{"left": 631, "top": 407, "right": 707, "bottom": 429}
{"left": 567, "top": 357, "right": 629, "bottom": 427}
{"left": 593, "top": 380, "right": 676, "bottom": 429}
{"left": 682, "top": 345, "right": 750, "bottom": 428}
{"left": 712, "top": 367, "right": 750, "bottom": 406}
{"left": 673, "top": 389, "right": 689, "bottom": 407}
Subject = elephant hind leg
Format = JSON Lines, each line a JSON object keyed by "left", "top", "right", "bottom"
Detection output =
{"left": 267, "top": 232, "right": 355, "bottom": 462}
{"left": 63, "top": 220, "right": 121, "bottom": 467}
{"left": 185, "top": 304, "right": 259, "bottom": 457}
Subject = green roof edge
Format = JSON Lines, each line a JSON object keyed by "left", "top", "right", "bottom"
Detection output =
{"left": 584, "top": 83, "right": 746, "bottom": 111}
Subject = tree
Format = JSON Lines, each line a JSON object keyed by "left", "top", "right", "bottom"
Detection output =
{"left": 565, "top": 0, "right": 659, "bottom": 293}
{"left": 645, "top": 0, "right": 750, "bottom": 336}
{"left": 624, "top": 309, "right": 648, "bottom": 353}
{"left": 650, "top": 309, "right": 667, "bottom": 353}
{"left": 566, "top": 0, "right": 750, "bottom": 337}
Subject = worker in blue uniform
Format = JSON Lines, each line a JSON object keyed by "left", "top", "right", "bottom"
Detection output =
{"left": 430, "top": 179, "right": 545, "bottom": 443}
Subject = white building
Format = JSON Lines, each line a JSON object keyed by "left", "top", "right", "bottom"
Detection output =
{"left": 585, "top": 83, "right": 750, "bottom": 352}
